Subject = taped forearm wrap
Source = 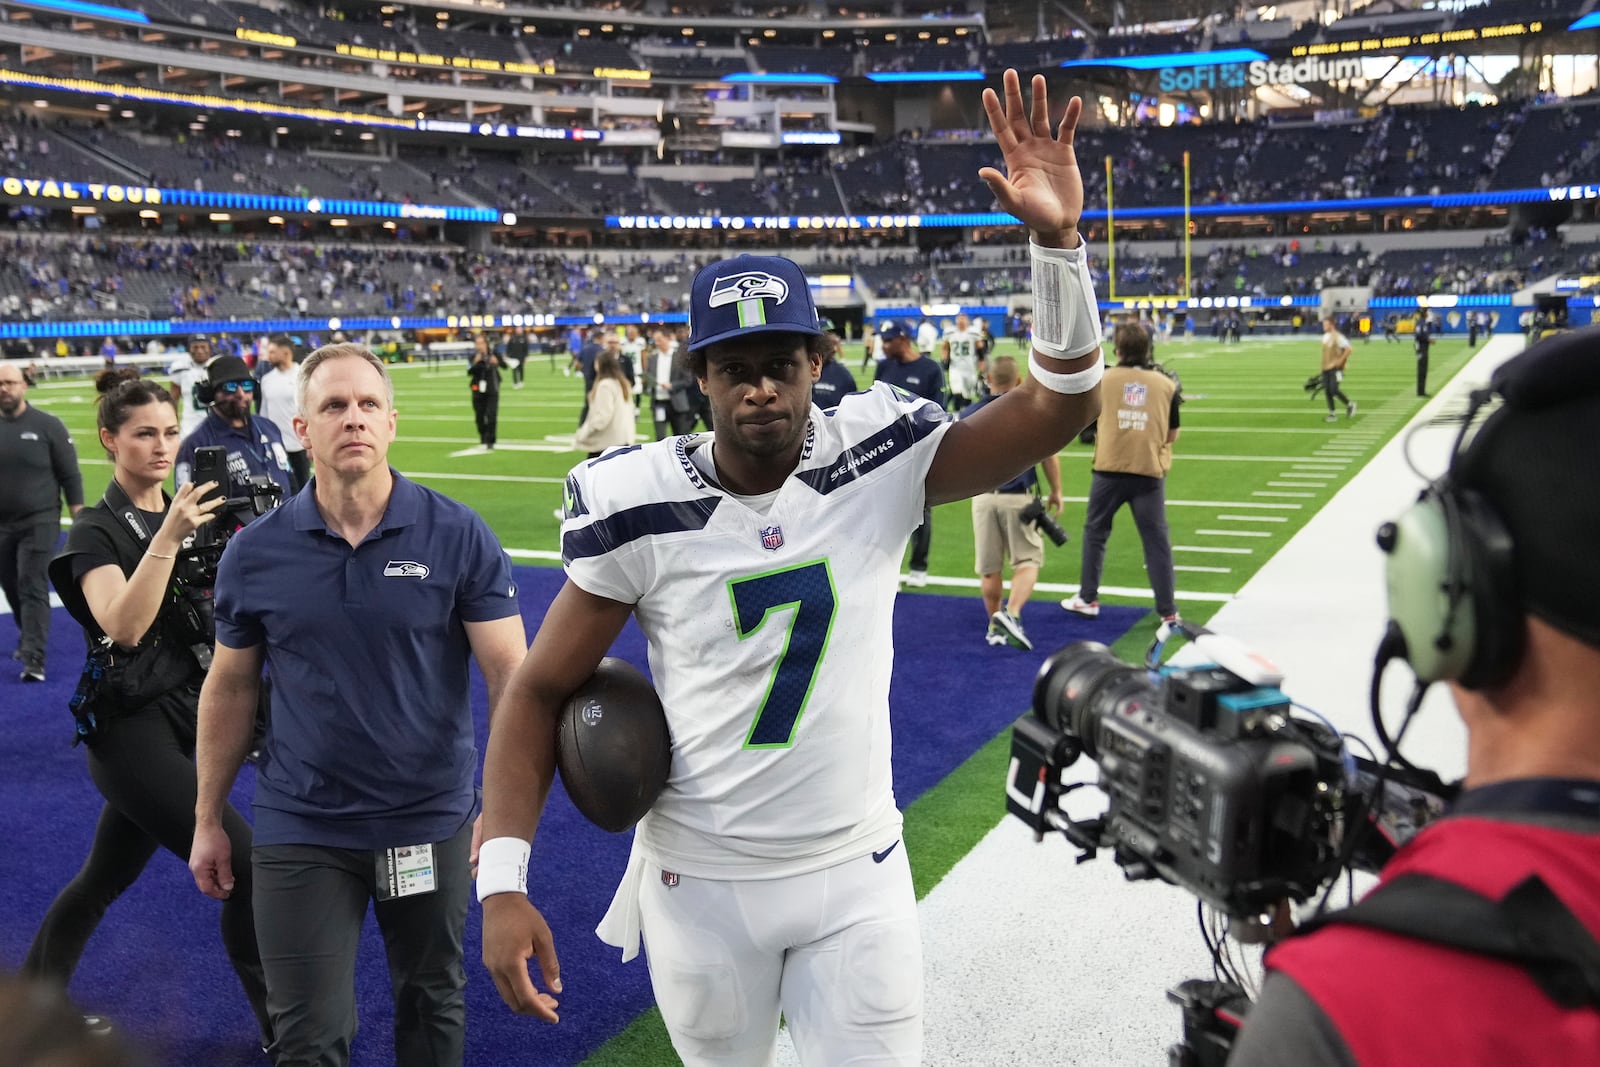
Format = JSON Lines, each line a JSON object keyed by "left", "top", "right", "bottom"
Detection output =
{"left": 475, "top": 836, "right": 531, "bottom": 901}
{"left": 1029, "top": 238, "right": 1102, "bottom": 359}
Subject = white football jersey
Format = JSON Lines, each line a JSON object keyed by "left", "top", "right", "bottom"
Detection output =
{"left": 167, "top": 355, "right": 210, "bottom": 436}
{"left": 562, "top": 383, "right": 952, "bottom": 879}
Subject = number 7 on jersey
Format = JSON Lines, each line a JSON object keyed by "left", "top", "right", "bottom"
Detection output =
{"left": 727, "top": 560, "right": 838, "bottom": 748}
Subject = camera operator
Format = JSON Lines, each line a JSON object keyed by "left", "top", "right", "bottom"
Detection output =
{"left": 174, "top": 355, "right": 295, "bottom": 503}
{"left": 1062, "top": 322, "right": 1182, "bottom": 625}
{"left": 959, "top": 355, "right": 1063, "bottom": 650}
{"left": 1228, "top": 328, "right": 1600, "bottom": 1066}
{"left": 22, "top": 368, "right": 272, "bottom": 1051}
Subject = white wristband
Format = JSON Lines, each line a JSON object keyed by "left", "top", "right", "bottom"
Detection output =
{"left": 475, "top": 836, "right": 531, "bottom": 902}
{"left": 1029, "top": 351, "right": 1104, "bottom": 395}
{"left": 1029, "top": 238, "right": 1103, "bottom": 358}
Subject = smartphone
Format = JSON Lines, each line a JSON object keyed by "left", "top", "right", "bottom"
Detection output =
{"left": 191, "top": 445, "right": 228, "bottom": 509}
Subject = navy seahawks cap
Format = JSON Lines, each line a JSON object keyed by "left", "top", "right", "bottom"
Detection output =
{"left": 878, "top": 321, "right": 909, "bottom": 343}
{"left": 688, "top": 254, "right": 822, "bottom": 352}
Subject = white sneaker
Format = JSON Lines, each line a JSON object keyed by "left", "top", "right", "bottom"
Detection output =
{"left": 905, "top": 570, "right": 928, "bottom": 588}
{"left": 552, "top": 507, "right": 565, "bottom": 522}
{"left": 991, "top": 610, "right": 1033, "bottom": 651}
{"left": 1062, "top": 595, "right": 1100, "bottom": 618}
{"left": 1347, "top": 400, "right": 1358, "bottom": 418}
{"left": 985, "top": 626, "right": 1008, "bottom": 647}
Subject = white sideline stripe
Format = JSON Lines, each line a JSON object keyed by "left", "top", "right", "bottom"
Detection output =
{"left": 1254, "top": 490, "right": 1313, "bottom": 498}
{"left": 1196, "top": 528, "right": 1272, "bottom": 537}
{"left": 1173, "top": 565, "right": 1232, "bottom": 574}
{"left": 1175, "top": 454, "right": 1352, "bottom": 463}
{"left": 1176, "top": 427, "right": 1352, "bottom": 434}
{"left": 405, "top": 471, "right": 565, "bottom": 484}
{"left": 1173, "top": 545, "right": 1253, "bottom": 555}
{"left": 900, "top": 574, "right": 1235, "bottom": 603}
{"left": 1166, "top": 499, "right": 1301, "bottom": 509}
{"left": 1179, "top": 407, "right": 1345, "bottom": 414}
{"left": 1216, "top": 514, "right": 1288, "bottom": 522}
{"left": 505, "top": 548, "right": 563, "bottom": 561}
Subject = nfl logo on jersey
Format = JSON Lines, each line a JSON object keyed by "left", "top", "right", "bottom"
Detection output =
{"left": 760, "top": 525, "right": 785, "bottom": 551}
{"left": 1123, "top": 382, "right": 1148, "bottom": 406}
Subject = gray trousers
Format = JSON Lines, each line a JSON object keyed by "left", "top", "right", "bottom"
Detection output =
{"left": 252, "top": 820, "right": 472, "bottom": 1067}
{"left": 0, "top": 518, "right": 57, "bottom": 662}
{"left": 1078, "top": 471, "right": 1177, "bottom": 618}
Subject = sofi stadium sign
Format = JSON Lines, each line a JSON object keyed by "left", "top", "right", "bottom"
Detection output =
{"left": 1158, "top": 57, "right": 1365, "bottom": 92}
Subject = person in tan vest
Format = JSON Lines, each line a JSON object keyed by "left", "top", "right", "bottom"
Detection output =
{"left": 1063, "top": 322, "right": 1182, "bottom": 623}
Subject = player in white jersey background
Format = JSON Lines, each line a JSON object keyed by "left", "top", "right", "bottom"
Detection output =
{"left": 943, "top": 311, "right": 988, "bottom": 410}
{"left": 478, "top": 69, "right": 1106, "bottom": 1066}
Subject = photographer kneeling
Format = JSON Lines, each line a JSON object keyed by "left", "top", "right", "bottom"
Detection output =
{"left": 1230, "top": 329, "right": 1600, "bottom": 1065}
{"left": 20, "top": 369, "right": 272, "bottom": 1051}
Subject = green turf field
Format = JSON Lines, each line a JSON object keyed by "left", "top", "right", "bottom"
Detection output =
{"left": 26, "top": 334, "right": 1477, "bottom": 1065}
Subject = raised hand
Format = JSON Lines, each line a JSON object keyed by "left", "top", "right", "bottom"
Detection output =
{"left": 161, "top": 480, "right": 226, "bottom": 542}
{"left": 977, "top": 69, "right": 1085, "bottom": 249}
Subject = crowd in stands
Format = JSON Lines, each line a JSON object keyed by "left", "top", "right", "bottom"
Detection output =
{"left": 11, "top": 230, "right": 1578, "bottom": 326}
{"left": 0, "top": 235, "right": 739, "bottom": 322}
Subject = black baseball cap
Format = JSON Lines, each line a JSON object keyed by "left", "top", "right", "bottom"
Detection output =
{"left": 206, "top": 355, "right": 252, "bottom": 389}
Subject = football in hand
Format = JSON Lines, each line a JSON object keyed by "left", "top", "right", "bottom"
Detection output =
{"left": 555, "top": 657, "right": 673, "bottom": 833}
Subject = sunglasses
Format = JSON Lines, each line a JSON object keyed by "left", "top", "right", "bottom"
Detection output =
{"left": 218, "top": 380, "right": 256, "bottom": 394}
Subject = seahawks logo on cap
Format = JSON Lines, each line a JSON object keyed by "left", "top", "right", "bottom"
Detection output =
{"left": 708, "top": 271, "right": 789, "bottom": 311}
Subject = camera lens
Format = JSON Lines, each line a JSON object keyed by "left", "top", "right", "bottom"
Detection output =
{"left": 1033, "top": 642, "right": 1156, "bottom": 756}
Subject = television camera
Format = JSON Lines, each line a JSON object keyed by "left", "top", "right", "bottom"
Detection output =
{"left": 1004, "top": 622, "right": 1451, "bottom": 1064}
{"left": 170, "top": 445, "right": 283, "bottom": 668}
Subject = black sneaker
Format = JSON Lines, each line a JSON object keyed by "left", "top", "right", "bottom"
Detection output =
{"left": 20, "top": 656, "right": 45, "bottom": 682}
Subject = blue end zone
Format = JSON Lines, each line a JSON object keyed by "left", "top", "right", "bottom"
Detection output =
{"left": 0, "top": 566, "right": 1140, "bottom": 1065}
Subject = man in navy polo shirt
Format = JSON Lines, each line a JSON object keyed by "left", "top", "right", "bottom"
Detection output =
{"left": 175, "top": 354, "right": 296, "bottom": 499}
{"left": 189, "top": 343, "right": 528, "bottom": 1067}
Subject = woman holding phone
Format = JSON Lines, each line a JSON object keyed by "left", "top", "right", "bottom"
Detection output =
{"left": 22, "top": 368, "right": 272, "bottom": 1050}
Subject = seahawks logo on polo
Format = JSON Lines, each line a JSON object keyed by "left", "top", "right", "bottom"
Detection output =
{"left": 708, "top": 270, "right": 789, "bottom": 328}
{"left": 383, "top": 561, "right": 430, "bottom": 578}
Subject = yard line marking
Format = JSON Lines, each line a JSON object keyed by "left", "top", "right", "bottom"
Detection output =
{"left": 1174, "top": 545, "right": 1254, "bottom": 555}
{"left": 1215, "top": 514, "right": 1289, "bottom": 522}
{"left": 1174, "top": 565, "right": 1233, "bottom": 574}
{"left": 1268, "top": 480, "right": 1326, "bottom": 488}
{"left": 1196, "top": 528, "right": 1272, "bottom": 538}
{"left": 1253, "top": 491, "right": 1314, "bottom": 498}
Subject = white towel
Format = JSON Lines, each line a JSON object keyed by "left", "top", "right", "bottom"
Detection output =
{"left": 595, "top": 831, "right": 645, "bottom": 962}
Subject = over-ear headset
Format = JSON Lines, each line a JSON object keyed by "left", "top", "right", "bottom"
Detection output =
{"left": 1377, "top": 325, "right": 1600, "bottom": 690}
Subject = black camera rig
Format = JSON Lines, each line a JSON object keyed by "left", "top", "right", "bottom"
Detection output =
{"left": 1004, "top": 621, "right": 1453, "bottom": 1063}
{"left": 171, "top": 445, "right": 283, "bottom": 668}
